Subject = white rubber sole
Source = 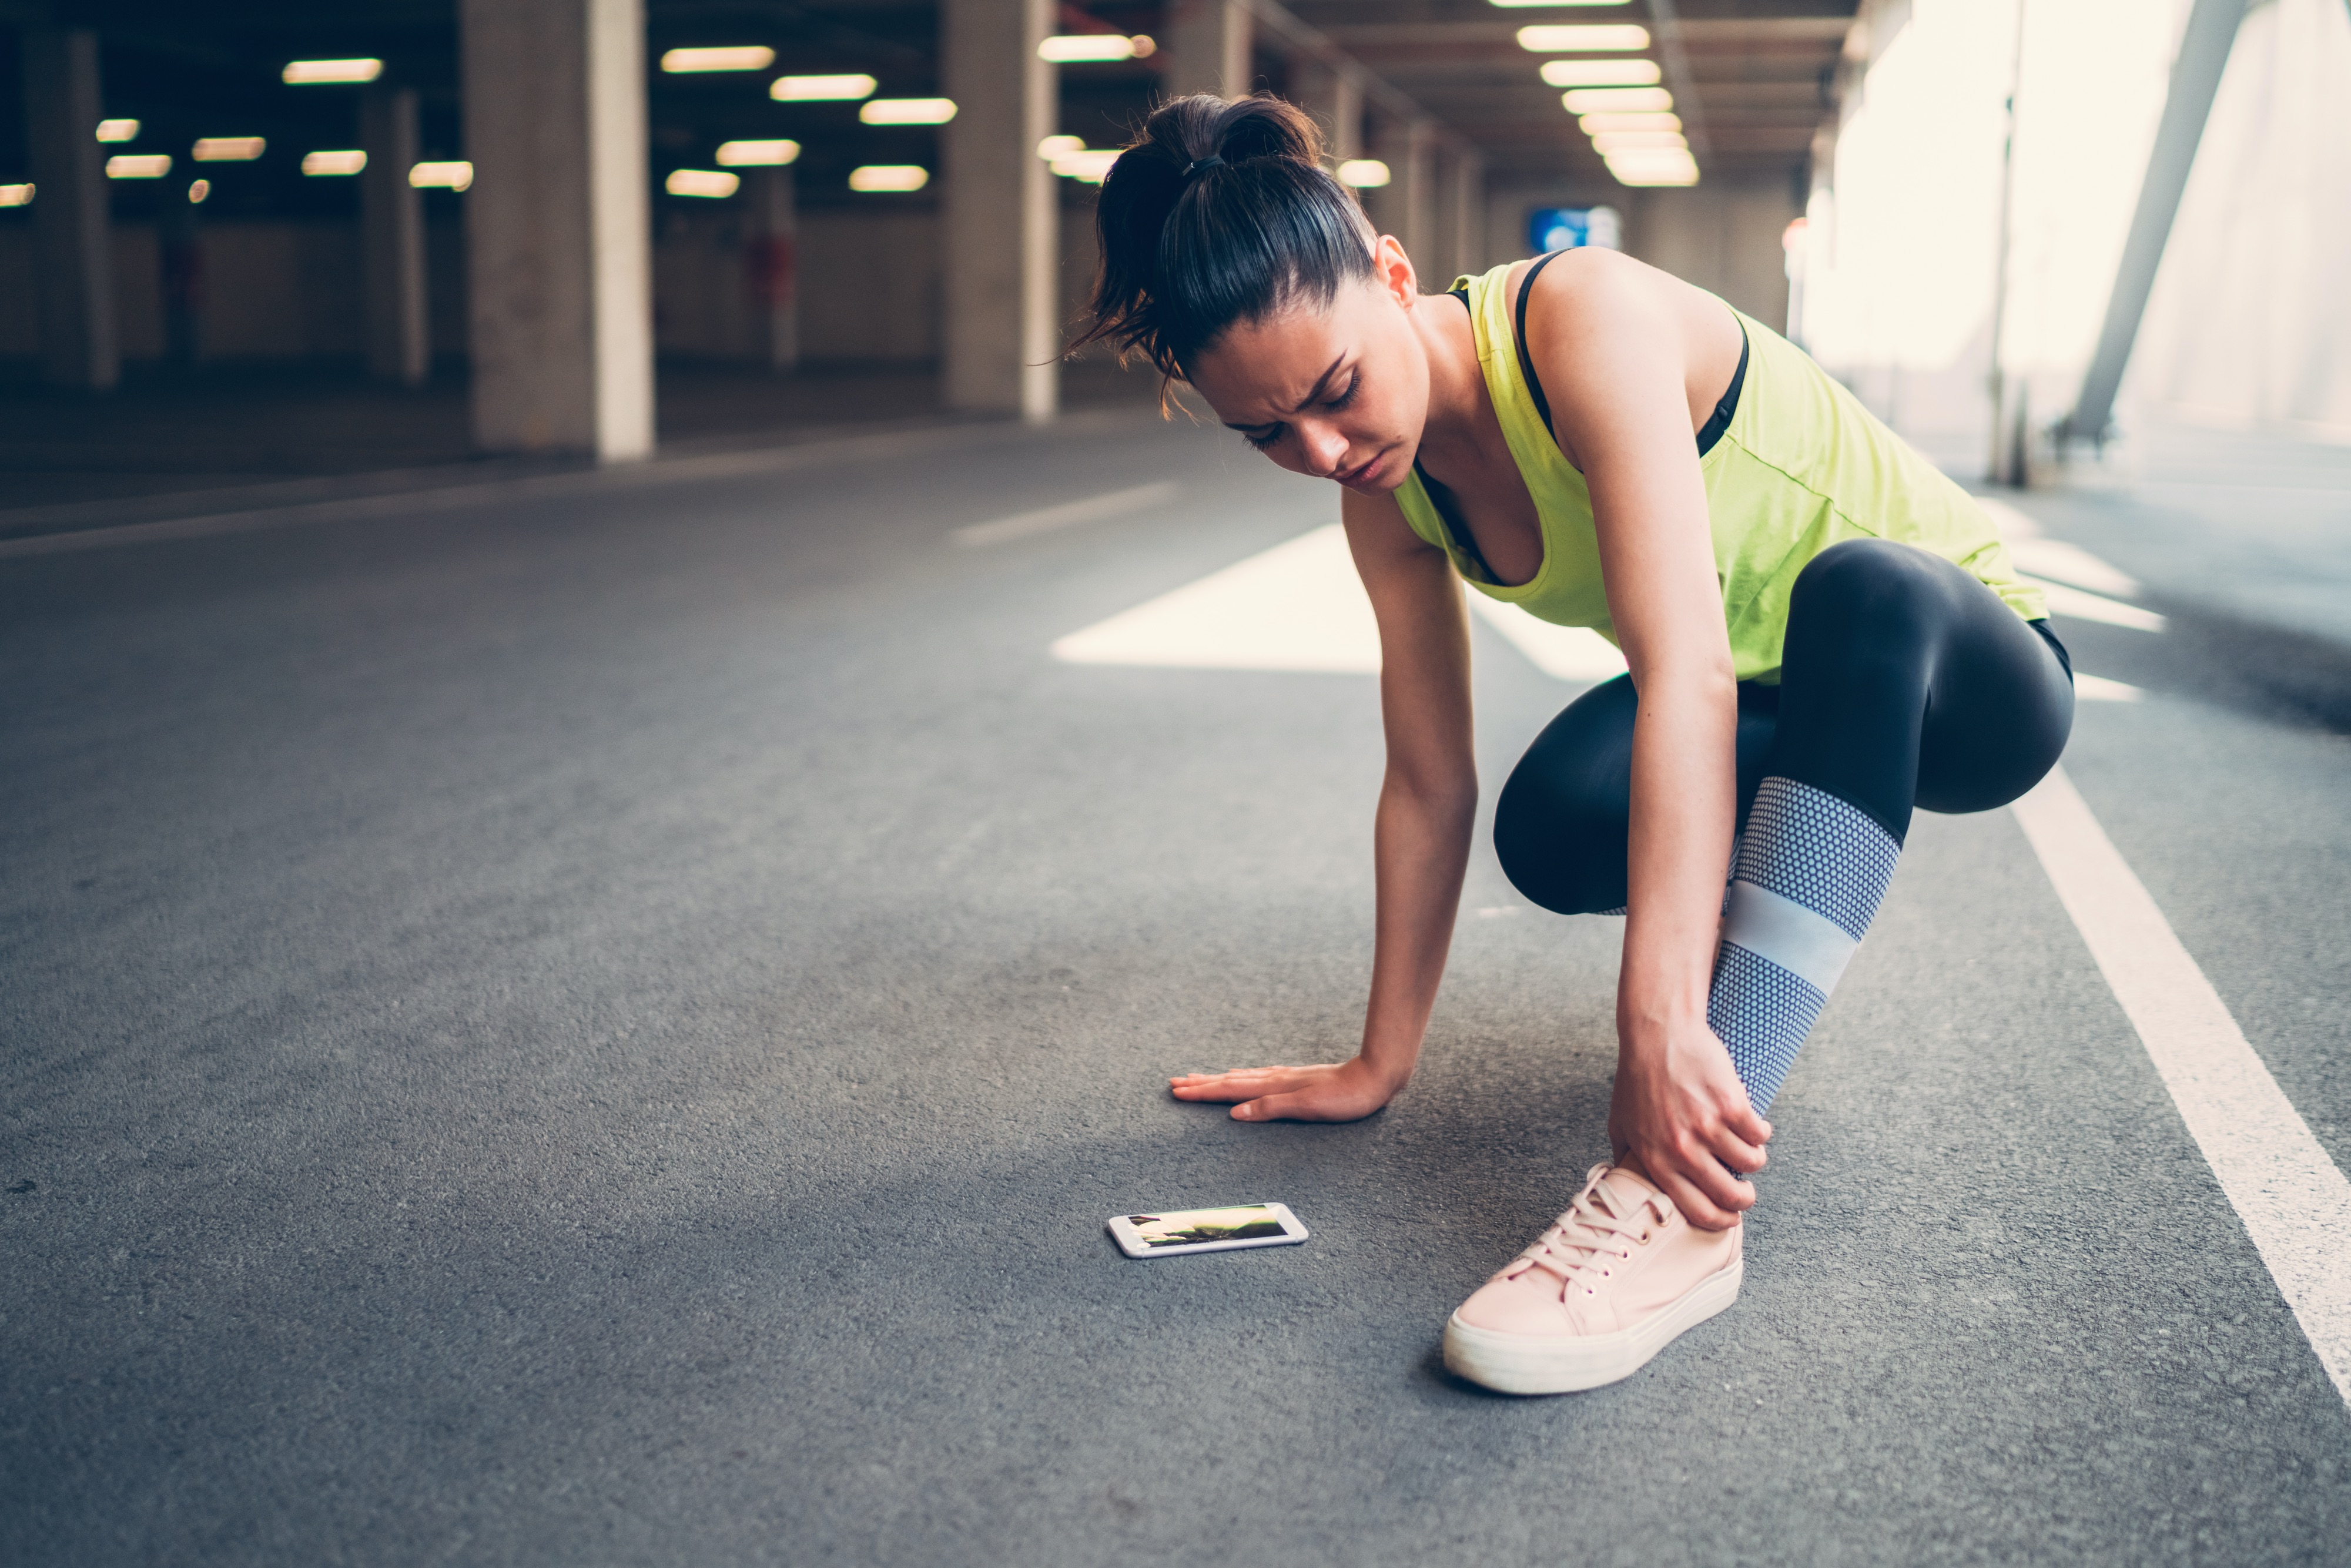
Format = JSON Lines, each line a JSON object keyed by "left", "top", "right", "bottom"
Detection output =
{"left": 1441, "top": 1256, "right": 1744, "bottom": 1395}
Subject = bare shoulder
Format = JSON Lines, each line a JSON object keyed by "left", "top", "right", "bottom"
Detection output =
{"left": 1518, "top": 249, "right": 1739, "bottom": 450}
{"left": 1524, "top": 247, "right": 1685, "bottom": 346}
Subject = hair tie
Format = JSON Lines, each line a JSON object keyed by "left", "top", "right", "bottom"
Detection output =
{"left": 1181, "top": 154, "right": 1225, "bottom": 181}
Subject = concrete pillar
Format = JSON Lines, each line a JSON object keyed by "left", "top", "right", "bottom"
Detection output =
{"left": 1436, "top": 148, "right": 1484, "bottom": 282}
{"left": 744, "top": 167, "right": 798, "bottom": 371}
{"left": 1163, "top": 0, "right": 1253, "bottom": 98}
{"left": 1372, "top": 119, "right": 1435, "bottom": 270}
{"left": 1291, "top": 59, "right": 1361, "bottom": 162}
{"left": 458, "top": 0, "right": 654, "bottom": 461}
{"left": 22, "top": 28, "right": 119, "bottom": 391}
{"left": 361, "top": 86, "right": 430, "bottom": 387}
{"left": 941, "top": 0, "right": 1057, "bottom": 421}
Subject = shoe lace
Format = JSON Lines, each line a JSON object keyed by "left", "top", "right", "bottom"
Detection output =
{"left": 1502, "top": 1163, "right": 1674, "bottom": 1297}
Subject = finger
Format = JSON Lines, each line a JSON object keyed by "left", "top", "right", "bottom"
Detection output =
{"left": 1655, "top": 1165, "right": 1734, "bottom": 1231}
{"left": 1171, "top": 1077, "right": 1268, "bottom": 1101}
{"left": 1672, "top": 1144, "right": 1756, "bottom": 1221}
{"left": 1171, "top": 1069, "right": 1308, "bottom": 1102}
{"left": 1705, "top": 1123, "right": 1769, "bottom": 1175}
{"left": 1231, "top": 1091, "right": 1307, "bottom": 1122}
{"left": 1723, "top": 1100, "right": 1773, "bottom": 1149}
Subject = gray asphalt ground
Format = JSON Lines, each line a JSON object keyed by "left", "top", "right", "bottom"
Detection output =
{"left": 3, "top": 410, "right": 2346, "bottom": 1565}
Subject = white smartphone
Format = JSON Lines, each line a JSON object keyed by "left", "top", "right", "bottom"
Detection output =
{"left": 1107, "top": 1202, "right": 1309, "bottom": 1259}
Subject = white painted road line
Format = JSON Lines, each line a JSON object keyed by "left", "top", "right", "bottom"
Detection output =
{"left": 1465, "top": 594, "right": 1628, "bottom": 681}
{"left": 2008, "top": 537, "right": 2145, "bottom": 598}
{"left": 2024, "top": 576, "right": 2169, "bottom": 632}
{"left": 954, "top": 481, "right": 1180, "bottom": 547}
{"left": 1051, "top": 522, "right": 1382, "bottom": 672}
{"left": 2013, "top": 765, "right": 2351, "bottom": 1406}
{"left": 2075, "top": 673, "right": 2144, "bottom": 702}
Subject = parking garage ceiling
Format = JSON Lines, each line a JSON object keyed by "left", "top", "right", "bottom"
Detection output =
{"left": 1285, "top": 0, "right": 1858, "bottom": 182}
{"left": 6, "top": 0, "right": 1860, "bottom": 215}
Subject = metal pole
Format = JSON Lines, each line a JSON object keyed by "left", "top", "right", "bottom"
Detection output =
{"left": 2061, "top": 0, "right": 2246, "bottom": 450}
{"left": 1986, "top": 0, "right": 2028, "bottom": 485}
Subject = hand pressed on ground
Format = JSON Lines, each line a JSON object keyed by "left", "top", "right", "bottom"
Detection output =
{"left": 1168, "top": 1057, "right": 1401, "bottom": 1122}
{"left": 1606, "top": 1017, "right": 1771, "bottom": 1231}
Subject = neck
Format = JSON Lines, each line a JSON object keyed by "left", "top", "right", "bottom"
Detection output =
{"left": 1412, "top": 289, "right": 1491, "bottom": 474}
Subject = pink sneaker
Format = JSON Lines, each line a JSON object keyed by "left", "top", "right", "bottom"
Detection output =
{"left": 1442, "top": 1162, "right": 1743, "bottom": 1394}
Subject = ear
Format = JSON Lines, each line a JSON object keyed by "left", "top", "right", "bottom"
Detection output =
{"left": 1371, "top": 233, "right": 1420, "bottom": 309}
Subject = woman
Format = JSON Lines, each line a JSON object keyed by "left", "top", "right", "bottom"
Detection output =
{"left": 1075, "top": 96, "right": 2072, "bottom": 1394}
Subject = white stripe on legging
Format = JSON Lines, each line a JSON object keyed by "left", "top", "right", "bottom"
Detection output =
{"left": 1719, "top": 880, "right": 1856, "bottom": 996}
{"left": 2014, "top": 765, "right": 2351, "bottom": 1405}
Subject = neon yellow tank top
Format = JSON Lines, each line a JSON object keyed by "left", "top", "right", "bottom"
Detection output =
{"left": 1394, "top": 262, "right": 2045, "bottom": 683}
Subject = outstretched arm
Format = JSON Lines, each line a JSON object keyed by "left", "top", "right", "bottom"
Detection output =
{"left": 1170, "top": 489, "right": 1476, "bottom": 1120}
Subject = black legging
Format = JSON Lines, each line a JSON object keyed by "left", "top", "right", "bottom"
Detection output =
{"left": 1493, "top": 539, "right": 2075, "bottom": 915}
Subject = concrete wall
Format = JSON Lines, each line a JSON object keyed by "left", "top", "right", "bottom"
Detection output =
{"left": 0, "top": 219, "right": 472, "bottom": 364}
{"left": 0, "top": 203, "right": 1094, "bottom": 371}
{"left": 656, "top": 209, "right": 945, "bottom": 364}
{"left": 651, "top": 197, "right": 1103, "bottom": 366}
{"left": 0, "top": 224, "right": 163, "bottom": 360}
{"left": 1483, "top": 175, "right": 1796, "bottom": 334}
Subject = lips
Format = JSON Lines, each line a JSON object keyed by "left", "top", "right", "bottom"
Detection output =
{"left": 1335, "top": 448, "right": 1389, "bottom": 488}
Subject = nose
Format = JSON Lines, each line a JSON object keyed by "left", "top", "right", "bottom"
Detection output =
{"left": 1297, "top": 420, "right": 1351, "bottom": 479}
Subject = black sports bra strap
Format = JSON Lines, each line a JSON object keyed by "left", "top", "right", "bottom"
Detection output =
{"left": 1514, "top": 252, "right": 1751, "bottom": 457}
{"left": 1696, "top": 329, "right": 1749, "bottom": 458}
{"left": 1513, "top": 250, "right": 1569, "bottom": 436}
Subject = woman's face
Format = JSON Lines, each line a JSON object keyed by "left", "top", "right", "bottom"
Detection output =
{"left": 1184, "top": 238, "right": 1431, "bottom": 496}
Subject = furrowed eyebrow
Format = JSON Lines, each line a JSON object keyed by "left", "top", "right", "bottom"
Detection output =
{"left": 1220, "top": 354, "right": 1348, "bottom": 433}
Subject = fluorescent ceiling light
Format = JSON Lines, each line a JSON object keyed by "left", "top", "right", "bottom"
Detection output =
{"left": 409, "top": 160, "right": 473, "bottom": 190}
{"left": 95, "top": 119, "right": 140, "bottom": 143}
{"left": 666, "top": 168, "right": 739, "bottom": 198}
{"left": 1579, "top": 111, "right": 1682, "bottom": 133}
{"left": 1517, "top": 25, "right": 1649, "bottom": 51}
{"left": 1036, "top": 135, "right": 1086, "bottom": 158}
{"left": 192, "top": 137, "right": 266, "bottom": 162}
{"left": 772, "top": 74, "right": 877, "bottom": 101}
{"left": 1, "top": 184, "right": 35, "bottom": 206}
{"left": 283, "top": 59, "right": 383, "bottom": 84}
{"left": 187, "top": 178, "right": 210, "bottom": 202}
{"left": 1611, "top": 167, "right": 1699, "bottom": 187}
{"left": 300, "top": 149, "right": 366, "bottom": 176}
{"left": 1040, "top": 35, "right": 1134, "bottom": 62}
{"left": 716, "top": 139, "right": 800, "bottom": 166}
{"left": 1337, "top": 158, "right": 1391, "bottom": 188}
{"left": 1591, "top": 131, "right": 1687, "bottom": 153}
{"left": 661, "top": 46, "right": 774, "bottom": 73}
{"left": 849, "top": 165, "right": 929, "bottom": 192}
{"left": 1540, "top": 58, "right": 1660, "bottom": 86}
{"left": 1606, "top": 151, "right": 1699, "bottom": 187}
{"left": 1606, "top": 147, "right": 1698, "bottom": 167}
{"left": 105, "top": 154, "right": 172, "bottom": 179}
{"left": 859, "top": 98, "right": 956, "bottom": 125}
{"left": 1049, "top": 149, "right": 1121, "bottom": 182}
{"left": 1563, "top": 86, "right": 1673, "bottom": 113}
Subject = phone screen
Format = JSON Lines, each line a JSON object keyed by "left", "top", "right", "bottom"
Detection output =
{"left": 1123, "top": 1204, "right": 1288, "bottom": 1248}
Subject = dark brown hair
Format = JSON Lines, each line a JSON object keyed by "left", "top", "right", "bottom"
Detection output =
{"left": 1071, "top": 93, "right": 1375, "bottom": 381}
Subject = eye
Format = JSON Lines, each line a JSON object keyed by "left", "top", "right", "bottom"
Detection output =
{"left": 1326, "top": 374, "right": 1359, "bottom": 411}
{"left": 1243, "top": 425, "right": 1283, "bottom": 452}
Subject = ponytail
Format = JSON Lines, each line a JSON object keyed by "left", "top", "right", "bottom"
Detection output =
{"left": 1073, "top": 93, "right": 1375, "bottom": 381}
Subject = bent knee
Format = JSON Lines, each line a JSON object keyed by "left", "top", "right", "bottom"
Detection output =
{"left": 1493, "top": 776, "right": 1627, "bottom": 916}
{"left": 1793, "top": 538, "right": 1958, "bottom": 629}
